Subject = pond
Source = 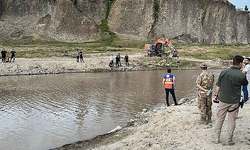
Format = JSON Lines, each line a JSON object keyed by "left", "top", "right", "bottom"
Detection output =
{"left": 0, "top": 69, "right": 221, "bottom": 150}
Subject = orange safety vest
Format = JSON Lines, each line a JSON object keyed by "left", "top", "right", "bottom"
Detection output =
{"left": 163, "top": 74, "right": 174, "bottom": 89}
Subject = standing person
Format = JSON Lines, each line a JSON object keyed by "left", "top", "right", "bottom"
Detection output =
{"left": 196, "top": 63, "right": 214, "bottom": 124}
{"left": 118, "top": 53, "right": 121, "bottom": 66}
{"left": 242, "top": 57, "right": 250, "bottom": 101}
{"left": 124, "top": 54, "right": 129, "bottom": 67}
{"left": 176, "top": 57, "right": 181, "bottom": 68}
{"left": 76, "top": 49, "right": 79, "bottom": 62}
{"left": 10, "top": 48, "right": 16, "bottom": 62}
{"left": 212, "top": 55, "right": 248, "bottom": 145}
{"left": 79, "top": 50, "right": 84, "bottom": 63}
{"left": 1, "top": 48, "right": 7, "bottom": 62}
{"left": 1, "top": 48, "right": 4, "bottom": 62}
{"left": 115, "top": 54, "right": 119, "bottom": 68}
{"left": 162, "top": 69, "right": 178, "bottom": 106}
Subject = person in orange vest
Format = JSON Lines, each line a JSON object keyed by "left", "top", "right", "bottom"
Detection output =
{"left": 162, "top": 69, "right": 178, "bottom": 106}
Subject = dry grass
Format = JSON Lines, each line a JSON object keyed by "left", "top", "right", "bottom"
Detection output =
{"left": 0, "top": 37, "right": 249, "bottom": 60}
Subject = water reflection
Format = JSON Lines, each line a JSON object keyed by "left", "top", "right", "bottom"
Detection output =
{"left": 0, "top": 69, "right": 220, "bottom": 150}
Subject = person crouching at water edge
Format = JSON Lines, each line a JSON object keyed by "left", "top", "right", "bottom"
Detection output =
{"left": 162, "top": 69, "right": 178, "bottom": 106}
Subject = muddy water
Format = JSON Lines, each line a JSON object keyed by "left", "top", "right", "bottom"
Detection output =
{"left": 0, "top": 70, "right": 220, "bottom": 150}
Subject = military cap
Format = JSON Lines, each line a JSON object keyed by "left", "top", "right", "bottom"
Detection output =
{"left": 200, "top": 63, "right": 207, "bottom": 68}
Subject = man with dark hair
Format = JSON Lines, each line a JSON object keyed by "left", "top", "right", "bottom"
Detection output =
{"left": 196, "top": 63, "right": 214, "bottom": 124}
{"left": 115, "top": 54, "right": 119, "bottom": 68}
{"left": 76, "top": 49, "right": 79, "bottom": 62}
{"left": 242, "top": 57, "right": 250, "bottom": 101}
{"left": 1, "top": 48, "right": 7, "bottom": 62}
{"left": 162, "top": 69, "right": 178, "bottom": 106}
{"left": 79, "top": 50, "right": 84, "bottom": 63}
{"left": 10, "top": 48, "right": 16, "bottom": 62}
{"left": 212, "top": 55, "right": 248, "bottom": 145}
{"left": 124, "top": 54, "right": 129, "bottom": 67}
{"left": 118, "top": 53, "right": 121, "bottom": 66}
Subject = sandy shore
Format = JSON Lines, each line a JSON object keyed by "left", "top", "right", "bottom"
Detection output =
{"left": 0, "top": 53, "right": 147, "bottom": 76}
{"left": 53, "top": 99, "right": 250, "bottom": 150}
{"left": 0, "top": 52, "right": 229, "bottom": 76}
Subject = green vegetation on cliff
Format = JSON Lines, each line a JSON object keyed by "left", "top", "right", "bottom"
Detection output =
{"left": 198, "top": 0, "right": 208, "bottom": 9}
{"left": 99, "top": 0, "right": 116, "bottom": 45}
{"left": 148, "top": 0, "right": 160, "bottom": 38}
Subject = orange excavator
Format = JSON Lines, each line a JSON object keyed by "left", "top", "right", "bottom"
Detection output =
{"left": 144, "top": 38, "right": 178, "bottom": 57}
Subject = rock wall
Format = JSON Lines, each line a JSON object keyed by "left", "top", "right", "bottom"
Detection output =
{"left": 73, "top": 0, "right": 107, "bottom": 24}
{"left": 202, "top": 0, "right": 237, "bottom": 44}
{"left": 45, "top": 0, "right": 100, "bottom": 42}
{"left": 109, "top": 0, "right": 250, "bottom": 44}
{"left": 0, "top": 0, "right": 103, "bottom": 42}
{"left": 236, "top": 11, "right": 250, "bottom": 44}
{"left": 152, "top": 0, "right": 203, "bottom": 43}
{"left": 0, "top": 0, "right": 249, "bottom": 44}
{"left": 108, "top": 0, "right": 154, "bottom": 40}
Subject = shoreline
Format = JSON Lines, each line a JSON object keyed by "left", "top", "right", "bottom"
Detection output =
{"left": 51, "top": 98, "right": 250, "bottom": 150}
{"left": 0, "top": 53, "right": 229, "bottom": 77}
{"left": 0, "top": 54, "right": 148, "bottom": 76}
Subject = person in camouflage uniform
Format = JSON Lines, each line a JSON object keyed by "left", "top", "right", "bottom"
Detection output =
{"left": 196, "top": 63, "right": 214, "bottom": 124}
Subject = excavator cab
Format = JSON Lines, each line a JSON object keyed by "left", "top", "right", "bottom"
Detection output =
{"left": 145, "top": 38, "right": 178, "bottom": 57}
{"left": 145, "top": 43, "right": 164, "bottom": 57}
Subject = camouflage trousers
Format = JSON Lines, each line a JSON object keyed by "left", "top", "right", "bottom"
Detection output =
{"left": 198, "top": 93, "right": 212, "bottom": 117}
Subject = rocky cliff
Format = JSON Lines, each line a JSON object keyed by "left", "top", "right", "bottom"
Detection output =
{"left": 109, "top": 0, "right": 250, "bottom": 44}
{"left": 0, "top": 0, "right": 249, "bottom": 44}
{"left": 0, "top": 0, "right": 102, "bottom": 42}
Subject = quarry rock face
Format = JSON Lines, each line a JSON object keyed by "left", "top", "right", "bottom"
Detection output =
{"left": 108, "top": 0, "right": 155, "bottom": 40}
{"left": 152, "top": 0, "right": 203, "bottom": 43}
{"left": 45, "top": 0, "right": 100, "bottom": 42}
{"left": 0, "top": 0, "right": 249, "bottom": 44}
{"left": 108, "top": 0, "right": 249, "bottom": 44}
{"left": 0, "top": 0, "right": 101, "bottom": 42}
{"left": 201, "top": 0, "right": 237, "bottom": 44}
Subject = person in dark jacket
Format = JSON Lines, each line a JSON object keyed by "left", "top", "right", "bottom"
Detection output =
{"left": 79, "top": 50, "right": 84, "bottom": 63}
{"left": 124, "top": 54, "right": 129, "bottom": 67}
{"left": 10, "top": 48, "right": 16, "bottom": 62}
{"left": 1, "top": 48, "right": 7, "bottom": 62}
{"left": 212, "top": 55, "right": 248, "bottom": 145}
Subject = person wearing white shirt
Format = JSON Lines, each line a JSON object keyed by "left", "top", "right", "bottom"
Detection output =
{"left": 110, "top": 54, "right": 114, "bottom": 64}
{"left": 243, "top": 58, "right": 250, "bottom": 101}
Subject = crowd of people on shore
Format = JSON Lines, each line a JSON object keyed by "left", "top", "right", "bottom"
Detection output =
{"left": 75, "top": 50, "right": 129, "bottom": 70}
{"left": 108, "top": 53, "right": 129, "bottom": 69}
{"left": 163, "top": 55, "right": 250, "bottom": 146}
{"left": 1, "top": 48, "right": 16, "bottom": 63}
{"left": 75, "top": 49, "right": 85, "bottom": 63}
